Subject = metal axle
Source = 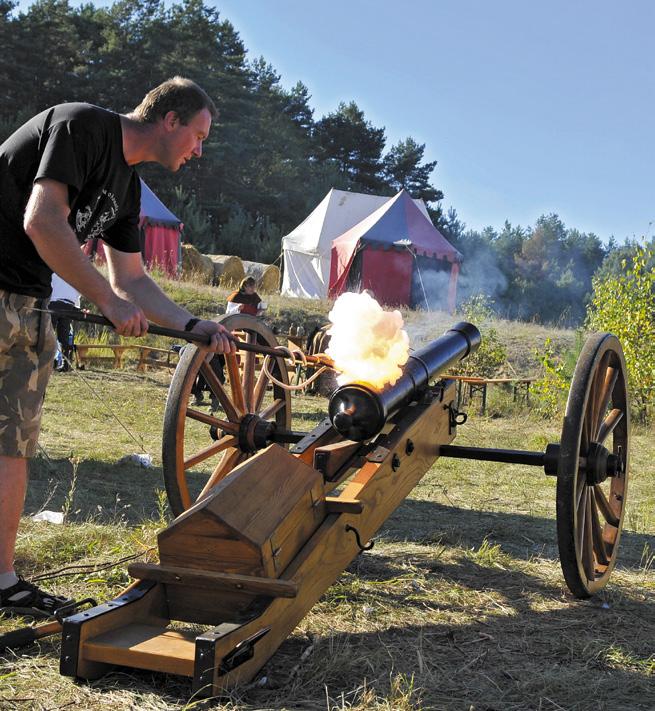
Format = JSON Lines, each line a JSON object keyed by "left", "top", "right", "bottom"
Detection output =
{"left": 439, "top": 443, "right": 622, "bottom": 483}
{"left": 438, "top": 443, "right": 560, "bottom": 476}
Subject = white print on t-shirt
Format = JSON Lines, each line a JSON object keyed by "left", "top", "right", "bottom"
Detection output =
{"left": 75, "top": 189, "right": 119, "bottom": 239}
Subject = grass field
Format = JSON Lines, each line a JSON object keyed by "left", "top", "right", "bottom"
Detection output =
{"left": 1, "top": 302, "right": 654, "bottom": 710}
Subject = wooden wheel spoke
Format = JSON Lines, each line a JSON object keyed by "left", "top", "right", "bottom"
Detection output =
{"left": 576, "top": 486, "right": 587, "bottom": 554}
{"left": 243, "top": 332, "right": 257, "bottom": 413}
{"left": 200, "top": 360, "right": 239, "bottom": 422}
{"left": 575, "top": 469, "right": 586, "bottom": 510}
{"left": 163, "top": 314, "right": 292, "bottom": 516}
{"left": 585, "top": 353, "right": 609, "bottom": 444}
{"left": 597, "top": 408, "right": 624, "bottom": 445}
{"left": 593, "top": 485, "right": 620, "bottom": 527}
{"left": 594, "top": 365, "right": 618, "bottom": 438}
{"left": 252, "top": 367, "right": 270, "bottom": 414}
{"left": 582, "top": 402, "right": 593, "bottom": 454}
{"left": 183, "top": 435, "right": 237, "bottom": 470}
{"left": 185, "top": 408, "right": 239, "bottom": 434}
{"left": 197, "top": 448, "right": 245, "bottom": 500}
{"left": 580, "top": 422, "right": 589, "bottom": 456}
{"left": 225, "top": 354, "right": 247, "bottom": 415}
{"left": 589, "top": 496, "right": 610, "bottom": 566}
{"left": 259, "top": 397, "right": 286, "bottom": 421}
{"left": 582, "top": 493, "right": 595, "bottom": 581}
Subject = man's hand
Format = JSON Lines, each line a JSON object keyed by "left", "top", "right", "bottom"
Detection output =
{"left": 190, "top": 319, "right": 236, "bottom": 354}
{"left": 101, "top": 296, "right": 149, "bottom": 337}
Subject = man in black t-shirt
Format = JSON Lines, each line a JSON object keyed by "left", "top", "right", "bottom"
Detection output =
{"left": 0, "top": 77, "right": 235, "bottom": 617}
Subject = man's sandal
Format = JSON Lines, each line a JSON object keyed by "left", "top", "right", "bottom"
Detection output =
{"left": 0, "top": 577, "right": 74, "bottom": 618}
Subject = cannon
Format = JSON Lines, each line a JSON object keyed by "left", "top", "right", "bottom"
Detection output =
{"left": 57, "top": 315, "right": 630, "bottom": 696}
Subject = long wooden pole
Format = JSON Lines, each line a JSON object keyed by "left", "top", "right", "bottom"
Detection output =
{"left": 50, "top": 306, "right": 334, "bottom": 368}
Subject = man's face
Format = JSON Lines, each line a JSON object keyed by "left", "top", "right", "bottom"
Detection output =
{"left": 162, "top": 108, "right": 212, "bottom": 171}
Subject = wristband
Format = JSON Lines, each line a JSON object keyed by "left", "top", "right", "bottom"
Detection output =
{"left": 184, "top": 317, "right": 201, "bottom": 332}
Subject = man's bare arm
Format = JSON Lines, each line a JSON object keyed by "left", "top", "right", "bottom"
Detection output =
{"left": 105, "top": 241, "right": 235, "bottom": 354}
{"left": 23, "top": 178, "right": 147, "bottom": 336}
{"left": 105, "top": 247, "right": 192, "bottom": 328}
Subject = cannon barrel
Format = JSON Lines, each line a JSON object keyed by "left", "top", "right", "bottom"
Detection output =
{"left": 328, "top": 321, "right": 481, "bottom": 441}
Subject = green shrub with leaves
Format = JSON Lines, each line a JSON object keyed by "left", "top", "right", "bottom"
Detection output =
{"left": 532, "top": 337, "right": 571, "bottom": 417}
{"left": 453, "top": 295, "right": 508, "bottom": 378}
{"left": 586, "top": 245, "right": 655, "bottom": 421}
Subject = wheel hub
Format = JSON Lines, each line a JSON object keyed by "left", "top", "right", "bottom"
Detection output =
{"left": 237, "top": 414, "right": 275, "bottom": 453}
{"left": 584, "top": 441, "right": 622, "bottom": 485}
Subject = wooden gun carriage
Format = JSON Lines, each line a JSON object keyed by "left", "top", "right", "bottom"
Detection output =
{"left": 59, "top": 315, "right": 630, "bottom": 696}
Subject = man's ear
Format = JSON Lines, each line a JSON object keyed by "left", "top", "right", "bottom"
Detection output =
{"left": 162, "top": 111, "right": 180, "bottom": 130}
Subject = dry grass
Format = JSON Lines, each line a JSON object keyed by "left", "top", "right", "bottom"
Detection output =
{"left": 1, "top": 327, "right": 654, "bottom": 710}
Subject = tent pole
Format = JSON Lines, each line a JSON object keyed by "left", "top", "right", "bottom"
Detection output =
{"left": 405, "top": 245, "right": 429, "bottom": 311}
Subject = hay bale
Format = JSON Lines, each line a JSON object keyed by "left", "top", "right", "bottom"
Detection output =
{"left": 242, "top": 260, "right": 281, "bottom": 293}
{"left": 181, "top": 243, "right": 214, "bottom": 284}
{"left": 206, "top": 254, "right": 245, "bottom": 287}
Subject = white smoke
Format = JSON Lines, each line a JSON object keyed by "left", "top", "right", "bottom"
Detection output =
{"left": 326, "top": 292, "right": 410, "bottom": 388}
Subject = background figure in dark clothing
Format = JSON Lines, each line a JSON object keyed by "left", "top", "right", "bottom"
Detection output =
{"left": 191, "top": 352, "right": 226, "bottom": 408}
{"left": 49, "top": 273, "right": 81, "bottom": 371}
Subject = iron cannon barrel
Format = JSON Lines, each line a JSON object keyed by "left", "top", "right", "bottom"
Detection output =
{"left": 328, "top": 321, "right": 481, "bottom": 441}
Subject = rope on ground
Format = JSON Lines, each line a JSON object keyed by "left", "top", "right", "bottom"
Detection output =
{"left": 31, "top": 547, "right": 156, "bottom": 582}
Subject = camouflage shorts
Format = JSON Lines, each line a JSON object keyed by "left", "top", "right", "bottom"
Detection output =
{"left": 0, "top": 290, "right": 57, "bottom": 458}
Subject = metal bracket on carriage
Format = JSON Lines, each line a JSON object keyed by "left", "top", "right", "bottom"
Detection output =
{"left": 217, "top": 627, "right": 271, "bottom": 676}
{"left": 446, "top": 401, "right": 468, "bottom": 434}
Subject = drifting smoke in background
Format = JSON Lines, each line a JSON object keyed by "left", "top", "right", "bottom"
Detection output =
{"left": 455, "top": 256, "right": 507, "bottom": 307}
{"left": 326, "top": 292, "right": 410, "bottom": 388}
{"left": 412, "top": 250, "right": 506, "bottom": 312}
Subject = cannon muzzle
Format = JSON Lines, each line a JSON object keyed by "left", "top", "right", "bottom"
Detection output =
{"left": 328, "top": 321, "right": 481, "bottom": 441}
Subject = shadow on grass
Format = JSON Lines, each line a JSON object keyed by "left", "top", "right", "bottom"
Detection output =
{"left": 25, "top": 456, "right": 168, "bottom": 525}
{"left": 380, "top": 498, "right": 655, "bottom": 570}
{"left": 7, "top": 551, "right": 654, "bottom": 711}
{"left": 24, "top": 459, "right": 653, "bottom": 573}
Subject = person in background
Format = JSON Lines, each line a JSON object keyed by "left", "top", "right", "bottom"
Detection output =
{"left": 49, "top": 273, "right": 82, "bottom": 371}
{"left": 226, "top": 276, "right": 267, "bottom": 317}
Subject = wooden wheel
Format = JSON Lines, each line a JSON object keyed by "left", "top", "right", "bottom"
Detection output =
{"left": 162, "top": 314, "right": 291, "bottom": 516}
{"left": 556, "top": 333, "right": 630, "bottom": 598}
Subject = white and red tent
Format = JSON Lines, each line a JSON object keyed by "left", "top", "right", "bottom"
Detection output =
{"left": 281, "top": 188, "right": 431, "bottom": 300}
{"left": 328, "top": 190, "right": 461, "bottom": 311}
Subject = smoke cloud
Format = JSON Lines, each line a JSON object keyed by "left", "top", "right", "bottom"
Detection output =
{"left": 326, "top": 292, "right": 410, "bottom": 388}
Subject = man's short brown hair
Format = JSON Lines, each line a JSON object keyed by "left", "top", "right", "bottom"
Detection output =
{"left": 132, "top": 77, "right": 218, "bottom": 124}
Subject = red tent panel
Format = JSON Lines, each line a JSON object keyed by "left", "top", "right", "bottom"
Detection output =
{"left": 360, "top": 248, "right": 413, "bottom": 305}
{"left": 142, "top": 225, "right": 179, "bottom": 276}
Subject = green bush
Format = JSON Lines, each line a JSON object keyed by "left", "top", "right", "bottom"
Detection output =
{"left": 586, "top": 245, "right": 655, "bottom": 421}
{"left": 531, "top": 337, "right": 571, "bottom": 418}
{"left": 170, "top": 187, "right": 213, "bottom": 252}
{"left": 453, "top": 295, "right": 507, "bottom": 378}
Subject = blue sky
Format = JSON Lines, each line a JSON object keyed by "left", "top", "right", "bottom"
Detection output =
{"left": 211, "top": 0, "right": 654, "bottom": 243}
{"left": 16, "top": 0, "right": 655, "bottom": 242}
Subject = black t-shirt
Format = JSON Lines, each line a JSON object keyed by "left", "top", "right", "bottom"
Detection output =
{"left": 0, "top": 103, "right": 141, "bottom": 298}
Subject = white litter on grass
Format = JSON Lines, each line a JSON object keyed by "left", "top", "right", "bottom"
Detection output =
{"left": 118, "top": 453, "right": 153, "bottom": 467}
{"left": 31, "top": 510, "right": 64, "bottom": 524}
